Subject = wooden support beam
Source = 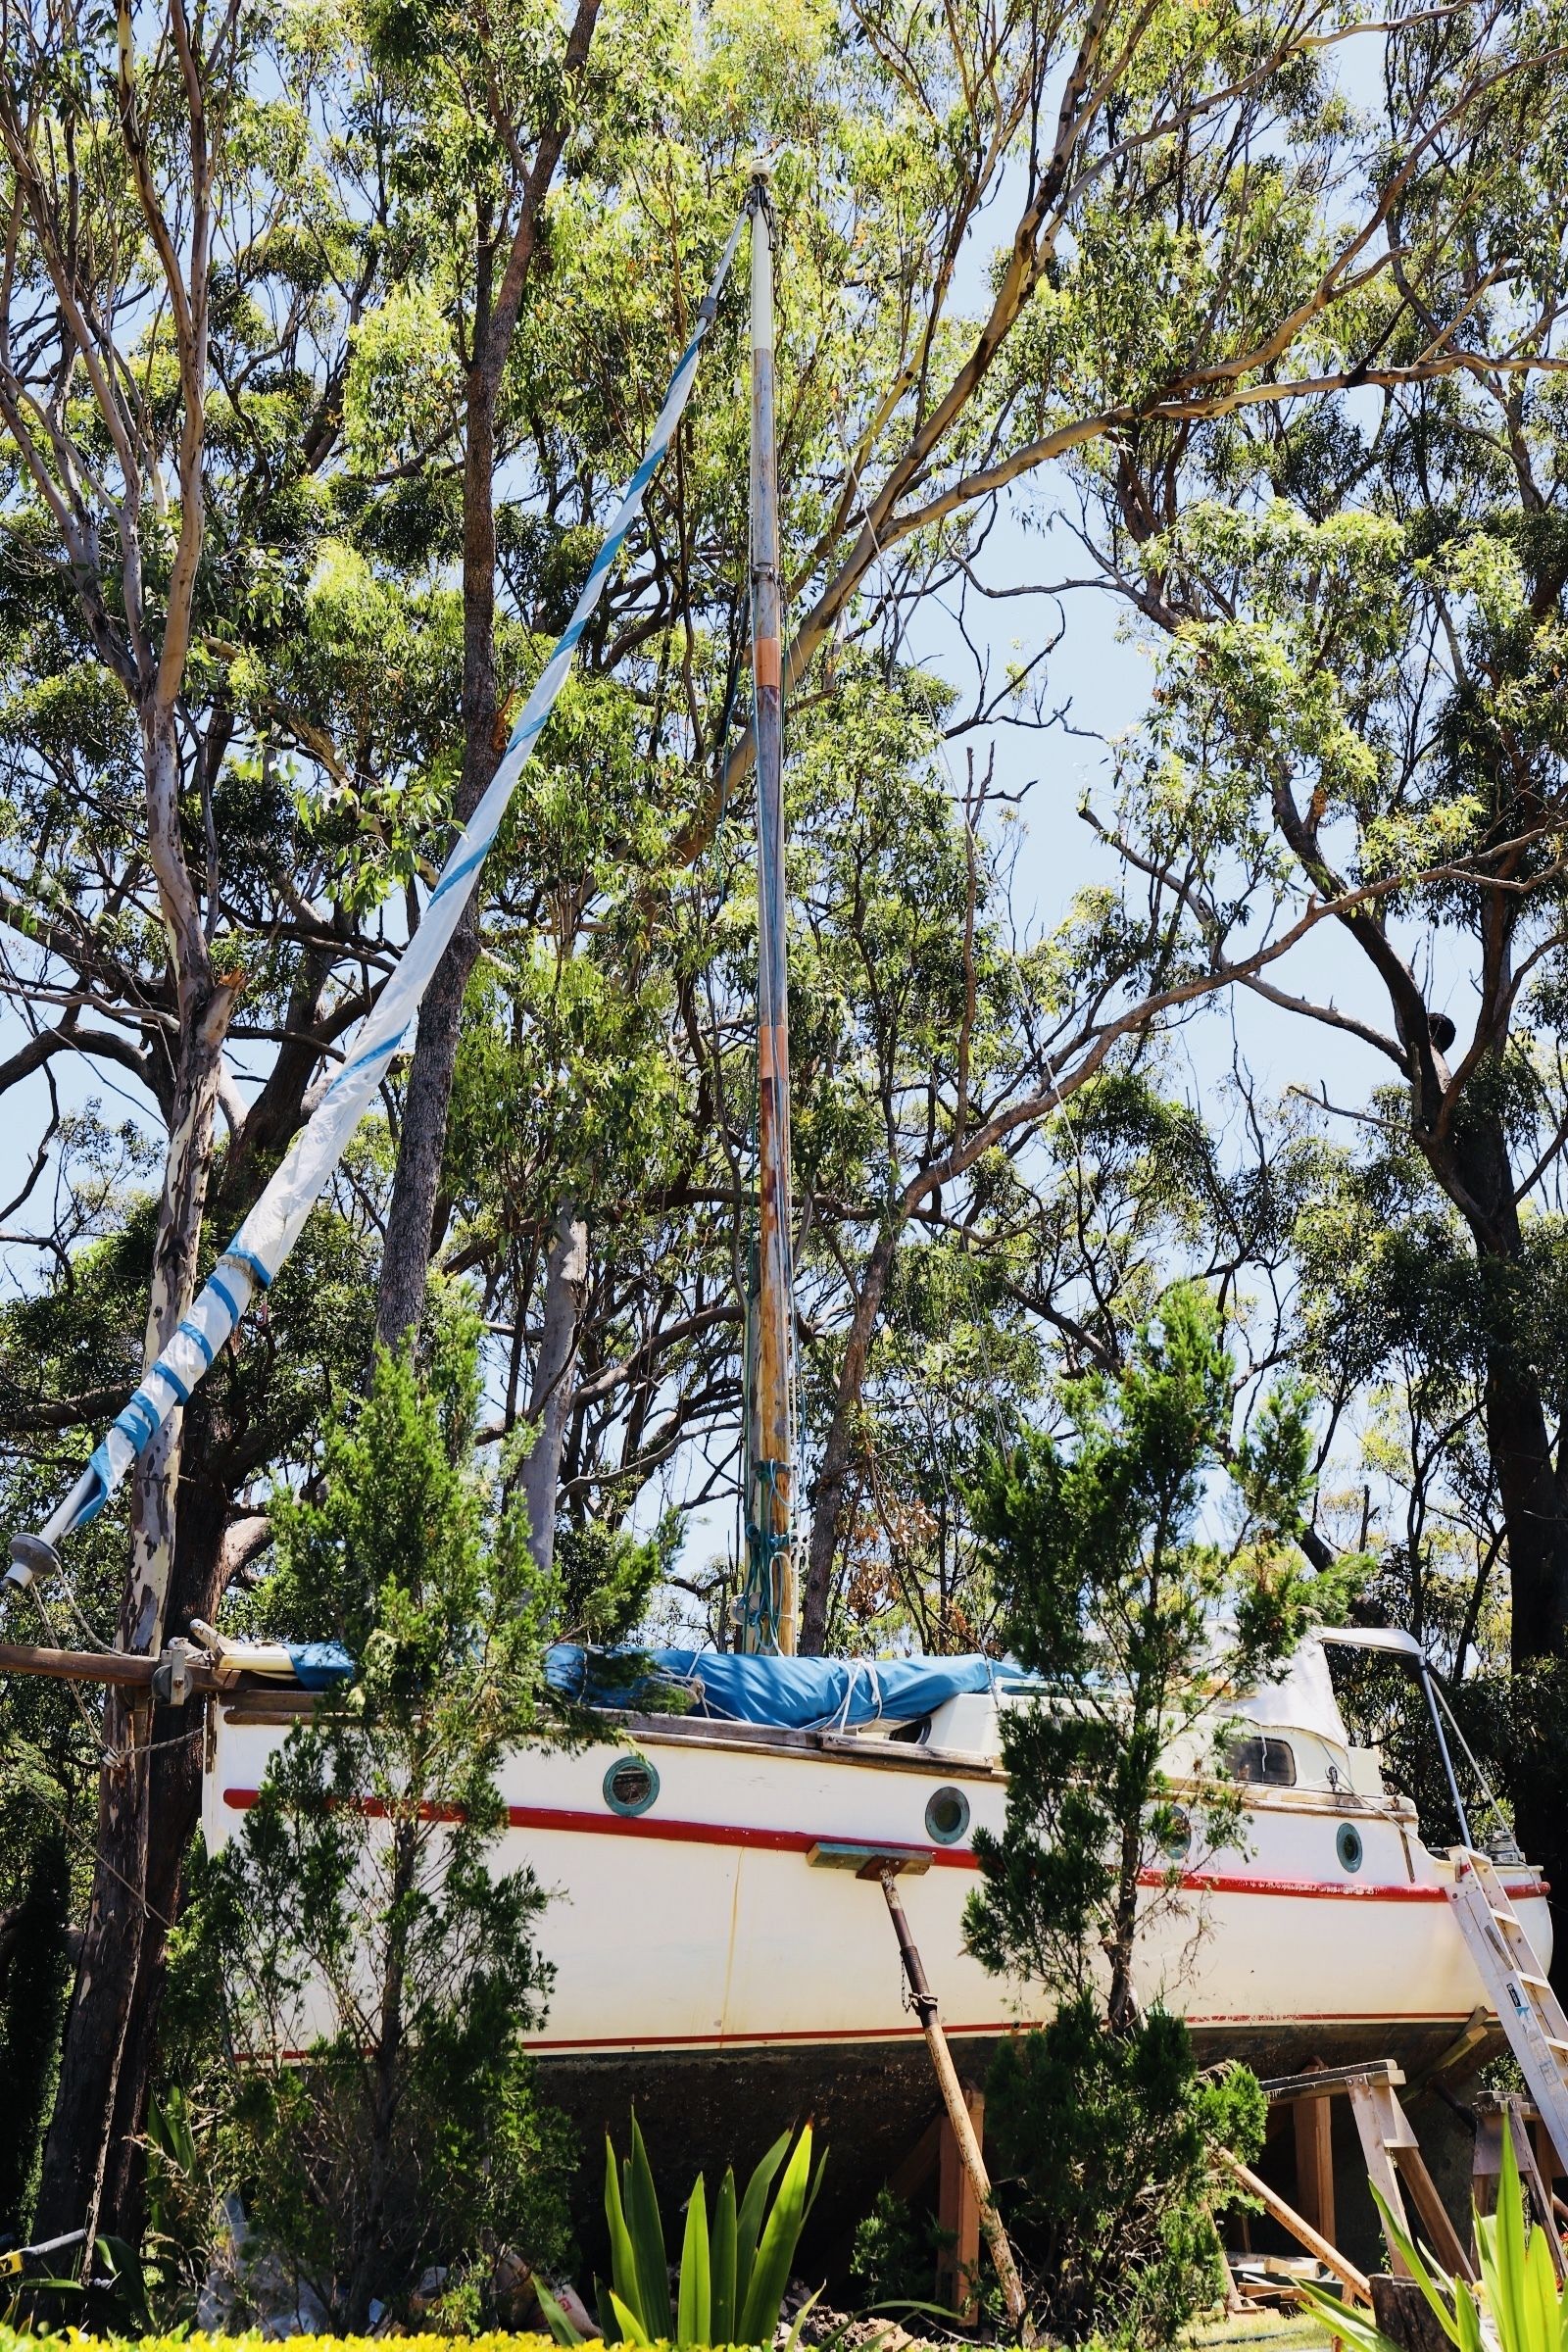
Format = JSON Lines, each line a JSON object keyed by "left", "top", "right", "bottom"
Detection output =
{"left": 936, "top": 2084, "right": 985, "bottom": 2326}
{"left": 1509, "top": 2107, "right": 1566, "bottom": 2281}
{"left": 1216, "top": 2151, "right": 1372, "bottom": 2304}
{"left": 0, "top": 1639, "right": 228, "bottom": 1693}
{"left": 1348, "top": 2075, "right": 1415, "bottom": 2275}
{"left": 871, "top": 1866, "right": 1031, "bottom": 2342}
{"left": 1293, "top": 2092, "right": 1336, "bottom": 2247}
{"left": 1473, "top": 2098, "right": 1565, "bottom": 2280}
{"left": 1261, "top": 2061, "right": 1405, "bottom": 2104}
{"left": 888, "top": 2116, "right": 942, "bottom": 2201}
{"left": 1395, "top": 2144, "right": 1476, "bottom": 2283}
{"left": 1346, "top": 2071, "right": 1476, "bottom": 2285}
{"left": 0, "top": 1639, "right": 163, "bottom": 1689}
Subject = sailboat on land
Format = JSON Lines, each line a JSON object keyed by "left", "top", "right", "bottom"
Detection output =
{"left": 201, "top": 186, "right": 1555, "bottom": 2154}
{"left": 202, "top": 1626, "right": 1552, "bottom": 2100}
{"left": 7, "top": 176, "right": 1557, "bottom": 2176}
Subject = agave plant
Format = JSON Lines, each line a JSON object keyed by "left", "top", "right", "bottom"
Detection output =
{"left": 1304, "top": 2123, "right": 1562, "bottom": 2352}
{"left": 538, "top": 2115, "right": 826, "bottom": 2349}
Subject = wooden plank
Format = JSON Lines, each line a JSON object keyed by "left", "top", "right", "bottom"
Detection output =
{"left": 1506, "top": 2104, "right": 1566, "bottom": 2282}
{"left": 1217, "top": 2152, "right": 1372, "bottom": 2304}
{"left": 1262, "top": 2062, "right": 1404, "bottom": 2103}
{"left": 1293, "top": 2094, "right": 1336, "bottom": 2247}
{"left": 0, "top": 1640, "right": 163, "bottom": 1689}
{"left": 1394, "top": 2144, "right": 1476, "bottom": 2284}
{"left": 936, "top": 2084, "right": 985, "bottom": 2325}
{"left": 1474, "top": 2108, "right": 1504, "bottom": 2224}
{"left": 1348, "top": 2075, "right": 1413, "bottom": 2276}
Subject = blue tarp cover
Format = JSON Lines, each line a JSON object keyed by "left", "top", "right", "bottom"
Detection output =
{"left": 286, "top": 1641, "right": 357, "bottom": 1690}
{"left": 544, "top": 1644, "right": 1023, "bottom": 1730}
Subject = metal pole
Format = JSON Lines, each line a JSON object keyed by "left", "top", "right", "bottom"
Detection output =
{"left": 877, "top": 1867, "right": 1032, "bottom": 2337}
{"left": 1420, "top": 1663, "right": 1473, "bottom": 1849}
{"left": 744, "top": 172, "right": 798, "bottom": 1655}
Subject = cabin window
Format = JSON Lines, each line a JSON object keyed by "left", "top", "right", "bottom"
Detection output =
{"left": 1226, "top": 1735, "right": 1297, "bottom": 1788}
{"left": 603, "top": 1756, "right": 660, "bottom": 1817}
{"left": 925, "top": 1786, "right": 970, "bottom": 1844}
{"left": 1337, "top": 1822, "right": 1364, "bottom": 1874}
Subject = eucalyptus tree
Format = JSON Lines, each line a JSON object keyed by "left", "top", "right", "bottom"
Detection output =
{"left": 0, "top": 0, "right": 392, "bottom": 2240}
{"left": 356, "top": 0, "right": 1546, "bottom": 1573}
{"left": 363, "top": 0, "right": 606, "bottom": 1351}
{"left": 1030, "top": 0, "right": 1568, "bottom": 1926}
{"left": 0, "top": 0, "right": 623, "bottom": 2241}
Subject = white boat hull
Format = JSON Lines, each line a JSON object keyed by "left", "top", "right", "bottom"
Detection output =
{"left": 205, "top": 1701, "right": 1551, "bottom": 2073}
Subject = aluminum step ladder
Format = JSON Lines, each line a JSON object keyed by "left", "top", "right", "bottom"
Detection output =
{"left": 1447, "top": 1846, "right": 1568, "bottom": 2171}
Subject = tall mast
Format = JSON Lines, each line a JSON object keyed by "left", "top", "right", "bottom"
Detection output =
{"left": 741, "top": 174, "right": 798, "bottom": 1656}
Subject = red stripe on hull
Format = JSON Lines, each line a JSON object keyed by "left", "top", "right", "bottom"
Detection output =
{"left": 220, "top": 1787, "right": 1546, "bottom": 1907}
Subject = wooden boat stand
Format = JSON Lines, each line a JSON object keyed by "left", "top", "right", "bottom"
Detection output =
{"left": 808, "top": 1842, "right": 1031, "bottom": 2338}
{"left": 1472, "top": 2093, "right": 1566, "bottom": 2277}
{"left": 1221, "top": 2059, "right": 1483, "bottom": 2309}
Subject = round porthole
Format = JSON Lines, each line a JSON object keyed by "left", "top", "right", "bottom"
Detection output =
{"left": 604, "top": 1755, "right": 660, "bottom": 1817}
{"left": 1337, "top": 1822, "right": 1364, "bottom": 1874}
{"left": 1158, "top": 1804, "right": 1193, "bottom": 1865}
{"left": 925, "top": 1786, "right": 970, "bottom": 1845}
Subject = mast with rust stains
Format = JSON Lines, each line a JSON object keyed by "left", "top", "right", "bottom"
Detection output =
{"left": 739, "top": 172, "right": 798, "bottom": 1656}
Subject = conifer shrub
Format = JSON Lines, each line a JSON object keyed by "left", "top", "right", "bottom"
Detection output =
{"left": 988, "top": 1994, "right": 1263, "bottom": 2346}
{"left": 164, "top": 1317, "right": 574, "bottom": 2330}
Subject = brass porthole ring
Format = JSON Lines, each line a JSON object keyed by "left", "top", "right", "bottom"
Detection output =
{"left": 604, "top": 1755, "right": 660, "bottom": 1817}
{"left": 925, "top": 1785, "right": 970, "bottom": 1844}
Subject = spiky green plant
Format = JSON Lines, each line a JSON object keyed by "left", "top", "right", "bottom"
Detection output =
{"left": 537, "top": 2117, "right": 825, "bottom": 2349}
{"left": 1303, "top": 2122, "right": 1563, "bottom": 2352}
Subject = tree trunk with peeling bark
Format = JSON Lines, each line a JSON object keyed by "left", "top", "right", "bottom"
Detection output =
{"left": 374, "top": 0, "right": 602, "bottom": 1353}
{"left": 801, "top": 1223, "right": 902, "bottom": 1652}
{"left": 33, "top": 940, "right": 235, "bottom": 2249}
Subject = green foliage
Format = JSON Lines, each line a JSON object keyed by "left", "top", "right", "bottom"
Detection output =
{"left": 0, "top": 2337, "right": 781, "bottom": 2352}
{"left": 966, "top": 1282, "right": 1360, "bottom": 2022}
{"left": 1305, "top": 2120, "right": 1556, "bottom": 2352}
{"left": 0, "top": 1828, "right": 71, "bottom": 2237}
{"left": 963, "top": 1286, "right": 1335, "bottom": 2342}
{"left": 172, "top": 1329, "right": 573, "bottom": 2329}
{"left": 848, "top": 2187, "right": 931, "bottom": 2309}
{"left": 537, "top": 2119, "right": 822, "bottom": 2351}
{"left": 988, "top": 1994, "right": 1264, "bottom": 2348}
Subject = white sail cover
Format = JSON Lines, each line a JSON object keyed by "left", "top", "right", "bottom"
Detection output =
{"left": 59, "top": 209, "right": 750, "bottom": 1540}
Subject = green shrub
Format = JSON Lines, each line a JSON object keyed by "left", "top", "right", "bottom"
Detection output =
{"left": 173, "top": 1331, "right": 573, "bottom": 2330}
{"left": 987, "top": 1992, "right": 1264, "bottom": 2347}
{"left": 849, "top": 2185, "right": 931, "bottom": 2307}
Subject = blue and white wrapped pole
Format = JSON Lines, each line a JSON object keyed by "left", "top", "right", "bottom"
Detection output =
{"left": 5, "top": 200, "right": 752, "bottom": 1594}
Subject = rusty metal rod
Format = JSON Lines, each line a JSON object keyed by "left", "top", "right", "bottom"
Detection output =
{"left": 878, "top": 1866, "right": 1032, "bottom": 2339}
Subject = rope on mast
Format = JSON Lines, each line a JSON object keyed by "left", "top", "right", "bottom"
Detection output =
{"left": 4, "top": 199, "right": 751, "bottom": 1596}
